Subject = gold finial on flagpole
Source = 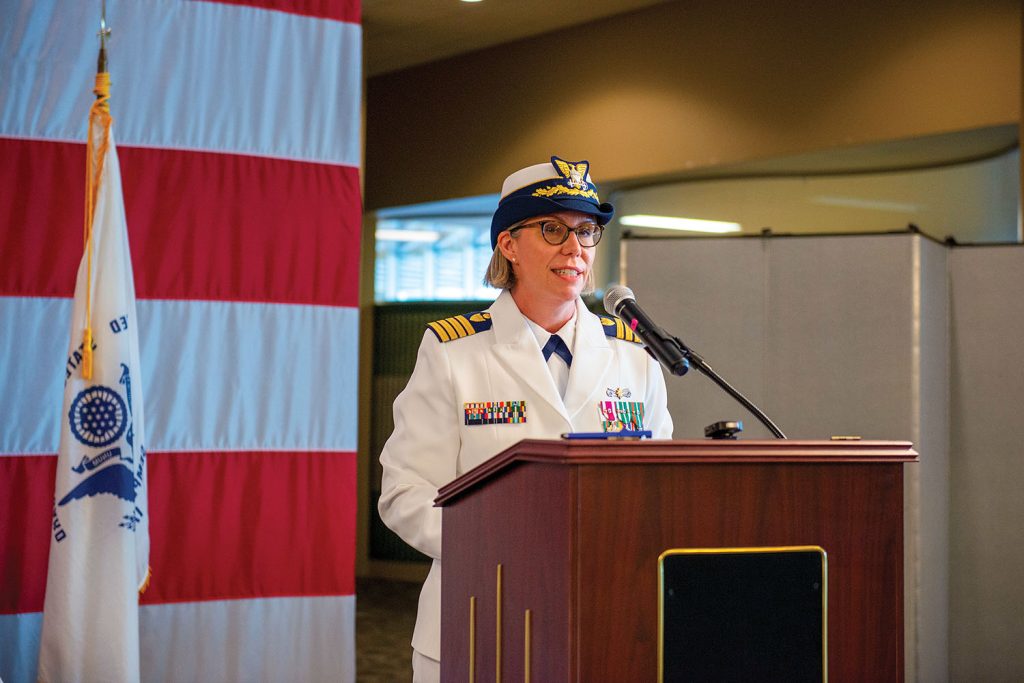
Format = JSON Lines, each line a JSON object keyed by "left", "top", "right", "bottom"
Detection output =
{"left": 97, "top": 0, "right": 110, "bottom": 74}
{"left": 94, "top": 0, "right": 111, "bottom": 107}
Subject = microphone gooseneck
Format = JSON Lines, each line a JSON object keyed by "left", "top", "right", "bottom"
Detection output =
{"left": 603, "top": 284, "right": 787, "bottom": 439}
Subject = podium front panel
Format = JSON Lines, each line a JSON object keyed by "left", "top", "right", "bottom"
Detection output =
{"left": 439, "top": 441, "right": 912, "bottom": 682}
{"left": 574, "top": 461, "right": 903, "bottom": 681}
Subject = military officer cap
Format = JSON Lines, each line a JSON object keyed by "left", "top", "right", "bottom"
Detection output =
{"left": 490, "top": 156, "right": 615, "bottom": 249}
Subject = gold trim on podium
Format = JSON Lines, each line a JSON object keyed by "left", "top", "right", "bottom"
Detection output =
{"left": 524, "top": 609, "right": 532, "bottom": 683}
{"left": 469, "top": 595, "right": 476, "bottom": 683}
{"left": 657, "top": 545, "right": 829, "bottom": 683}
{"left": 496, "top": 564, "right": 503, "bottom": 683}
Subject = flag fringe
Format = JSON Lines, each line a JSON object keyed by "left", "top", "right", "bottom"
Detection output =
{"left": 139, "top": 565, "right": 152, "bottom": 595}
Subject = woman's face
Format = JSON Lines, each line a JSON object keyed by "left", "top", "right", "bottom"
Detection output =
{"left": 500, "top": 210, "right": 598, "bottom": 309}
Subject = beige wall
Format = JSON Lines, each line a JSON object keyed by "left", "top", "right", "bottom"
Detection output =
{"left": 614, "top": 148, "right": 1020, "bottom": 242}
{"left": 365, "top": 0, "right": 1020, "bottom": 210}
{"left": 360, "top": 2, "right": 1023, "bottom": 678}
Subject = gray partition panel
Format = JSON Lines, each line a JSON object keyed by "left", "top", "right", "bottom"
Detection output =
{"left": 624, "top": 237, "right": 767, "bottom": 438}
{"left": 949, "top": 246, "right": 1024, "bottom": 681}
{"left": 915, "top": 237, "right": 951, "bottom": 683}
{"left": 626, "top": 234, "right": 919, "bottom": 440}
{"left": 766, "top": 235, "right": 915, "bottom": 440}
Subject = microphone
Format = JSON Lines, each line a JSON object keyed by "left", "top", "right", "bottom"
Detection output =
{"left": 603, "top": 284, "right": 787, "bottom": 439}
{"left": 603, "top": 285, "right": 690, "bottom": 376}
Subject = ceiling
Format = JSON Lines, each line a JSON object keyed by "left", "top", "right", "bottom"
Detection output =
{"left": 360, "top": 1, "right": 1019, "bottom": 206}
{"left": 361, "top": 0, "right": 676, "bottom": 77}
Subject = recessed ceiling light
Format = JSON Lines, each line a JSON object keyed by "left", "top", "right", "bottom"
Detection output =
{"left": 618, "top": 214, "right": 742, "bottom": 234}
{"left": 461, "top": 0, "right": 484, "bottom": 3}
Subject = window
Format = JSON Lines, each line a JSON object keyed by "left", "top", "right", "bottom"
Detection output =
{"left": 374, "top": 196, "right": 500, "bottom": 302}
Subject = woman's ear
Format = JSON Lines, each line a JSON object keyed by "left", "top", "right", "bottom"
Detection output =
{"left": 496, "top": 230, "right": 517, "bottom": 264}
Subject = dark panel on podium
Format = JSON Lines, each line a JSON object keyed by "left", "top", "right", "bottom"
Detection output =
{"left": 659, "top": 547, "right": 826, "bottom": 682}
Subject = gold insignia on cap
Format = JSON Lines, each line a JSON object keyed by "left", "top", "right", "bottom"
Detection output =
{"left": 553, "top": 158, "right": 589, "bottom": 190}
{"left": 532, "top": 185, "right": 600, "bottom": 200}
{"left": 531, "top": 156, "right": 600, "bottom": 201}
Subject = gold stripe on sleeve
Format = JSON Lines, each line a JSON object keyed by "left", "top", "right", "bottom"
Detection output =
{"left": 452, "top": 315, "right": 475, "bottom": 336}
{"left": 427, "top": 321, "right": 450, "bottom": 342}
{"left": 437, "top": 317, "right": 460, "bottom": 340}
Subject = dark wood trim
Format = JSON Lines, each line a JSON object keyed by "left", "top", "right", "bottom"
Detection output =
{"left": 437, "top": 439, "right": 917, "bottom": 505}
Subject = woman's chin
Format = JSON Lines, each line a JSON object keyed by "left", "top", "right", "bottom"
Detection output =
{"left": 550, "top": 281, "right": 584, "bottom": 302}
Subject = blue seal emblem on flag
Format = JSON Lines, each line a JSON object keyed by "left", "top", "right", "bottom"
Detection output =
{"left": 68, "top": 385, "right": 128, "bottom": 448}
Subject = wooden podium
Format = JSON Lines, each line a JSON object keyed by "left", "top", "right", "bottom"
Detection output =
{"left": 436, "top": 439, "right": 917, "bottom": 682}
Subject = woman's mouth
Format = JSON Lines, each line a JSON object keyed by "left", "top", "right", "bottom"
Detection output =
{"left": 552, "top": 267, "right": 582, "bottom": 278}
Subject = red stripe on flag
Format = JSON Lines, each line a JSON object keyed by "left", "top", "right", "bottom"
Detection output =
{"left": 0, "top": 137, "right": 361, "bottom": 307}
{"left": 142, "top": 450, "right": 357, "bottom": 604}
{"left": 0, "top": 450, "right": 356, "bottom": 614}
{"left": 0, "top": 455, "right": 56, "bottom": 615}
{"left": 198, "top": 0, "right": 361, "bottom": 24}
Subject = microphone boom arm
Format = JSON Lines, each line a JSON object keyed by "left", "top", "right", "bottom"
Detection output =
{"left": 669, "top": 336, "right": 788, "bottom": 439}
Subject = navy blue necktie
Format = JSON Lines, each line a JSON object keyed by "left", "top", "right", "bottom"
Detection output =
{"left": 542, "top": 334, "right": 572, "bottom": 368}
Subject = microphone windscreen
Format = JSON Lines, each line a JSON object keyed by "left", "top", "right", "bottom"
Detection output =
{"left": 603, "top": 284, "right": 635, "bottom": 316}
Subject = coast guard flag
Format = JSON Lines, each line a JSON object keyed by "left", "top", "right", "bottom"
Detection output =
{"left": 37, "top": 72, "right": 149, "bottom": 683}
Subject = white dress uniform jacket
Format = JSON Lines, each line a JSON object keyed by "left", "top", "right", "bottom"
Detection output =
{"left": 377, "top": 289, "right": 673, "bottom": 661}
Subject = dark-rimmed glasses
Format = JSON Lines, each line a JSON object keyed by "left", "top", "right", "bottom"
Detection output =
{"left": 510, "top": 219, "right": 604, "bottom": 247}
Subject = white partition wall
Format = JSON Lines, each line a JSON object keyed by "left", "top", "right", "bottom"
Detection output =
{"left": 625, "top": 233, "right": 951, "bottom": 680}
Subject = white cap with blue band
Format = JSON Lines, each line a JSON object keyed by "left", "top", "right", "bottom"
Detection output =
{"left": 490, "top": 156, "right": 615, "bottom": 249}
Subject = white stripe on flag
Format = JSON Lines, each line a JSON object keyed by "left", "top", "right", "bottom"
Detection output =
{"left": 0, "top": 0, "right": 361, "bottom": 166}
{"left": 140, "top": 596, "right": 357, "bottom": 683}
{"left": 1, "top": 596, "right": 357, "bottom": 683}
{"left": 0, "top": 612, "right": 42, "bottom": 683}
{"left": 0, "top": 296, "right": 69, "bottom": 454}
{"left": 0, "top": 298, "right": 360, "bottom": 454}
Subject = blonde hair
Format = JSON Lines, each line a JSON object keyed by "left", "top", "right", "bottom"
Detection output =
{"left": 484, "top": 247, "right": 517, "bottom": 290}
{"left": 483, "top": 230, "right": 596, "bottom": 294}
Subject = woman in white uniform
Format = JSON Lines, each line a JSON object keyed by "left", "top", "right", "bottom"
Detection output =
{"left": 377, "top": 157, "right": 673, "bottom": 681}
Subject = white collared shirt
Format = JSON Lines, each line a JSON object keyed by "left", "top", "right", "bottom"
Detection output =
{"left": 525, "top": 311, "right": 576, "bottom": 399}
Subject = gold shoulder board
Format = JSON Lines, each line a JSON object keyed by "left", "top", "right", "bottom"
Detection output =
{"left": 599, "top": 315, "right": 642, "bottom": 344}
{"left": 426, "top": 311, "right": 493, "bottom": 343}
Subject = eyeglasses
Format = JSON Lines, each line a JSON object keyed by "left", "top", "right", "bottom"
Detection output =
{"left": 510, "top": 219, "right": 604, "bottom": 247}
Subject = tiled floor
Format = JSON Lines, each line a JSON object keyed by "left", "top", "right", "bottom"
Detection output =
{"left": 356, "top": 578, "right": 421, "bottom": 682}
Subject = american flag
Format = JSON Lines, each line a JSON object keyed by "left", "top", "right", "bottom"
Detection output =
{"left": 0, "top": 1, "right": 362, "bottom": 680}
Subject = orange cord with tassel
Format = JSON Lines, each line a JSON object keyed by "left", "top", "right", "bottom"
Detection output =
{"left": 81, "top": 71, "right": 112, "bottom": 380}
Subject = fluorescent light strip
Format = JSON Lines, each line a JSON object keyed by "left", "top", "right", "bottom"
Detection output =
{"left": 619, "top": 215, "right": 742, "bottom": 234}
{"left": 376, "top": 229, "right": 440, "bottom": 243}
{"left": 810, "top": 196, "right": 921, "bottom": 213}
